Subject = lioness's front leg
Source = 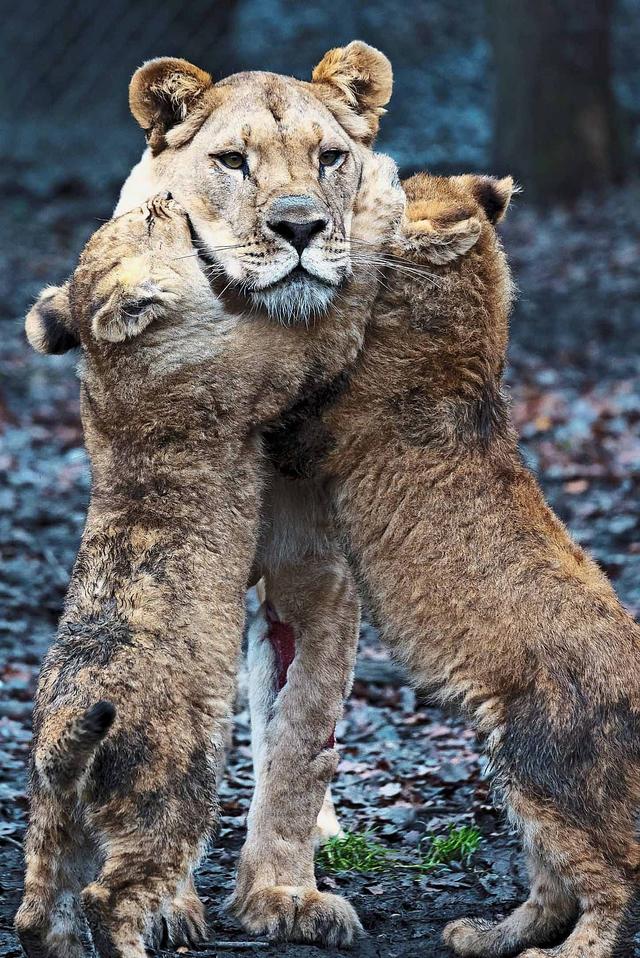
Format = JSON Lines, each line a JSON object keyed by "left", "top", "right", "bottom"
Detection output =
{"left": 231, "top": 473, "right": 362, "bottom": 947}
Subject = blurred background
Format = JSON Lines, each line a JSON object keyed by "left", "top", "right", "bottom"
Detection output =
{"left": 1, "top": 3, "right": 640, "bottom": 951}
{"left": 2, "top": 0, "right": 639, "bottom": 194}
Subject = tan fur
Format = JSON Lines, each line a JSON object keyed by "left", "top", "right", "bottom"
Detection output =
{"left": 114, "top": 46, "right": 393, "bottom": 327}
{"left": 311, "top": 40, "right": 393, "bottom": 142}
{"left": 20, "top": 34, "right": 403, "bottom": 942}
{"left": 129, "top": 57, "right": 213, "bottom": 154}
{"left": 265, "top": 172, "right": 640, "bottom": 957}
{"left": 236, "top": 473, "right": 363, "bottom": 945}
{"left": 17, "top": 151, "right": 404, "bottom": 954}
{"left": 226, "top": 153, "right": 405, "bottom": 948}
{"left": 33, "top": 61, "right": 640, "bottom": 951}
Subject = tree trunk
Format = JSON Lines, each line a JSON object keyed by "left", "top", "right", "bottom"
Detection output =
{"left": 487, "top": 0, "right": 623, "bottom": 202}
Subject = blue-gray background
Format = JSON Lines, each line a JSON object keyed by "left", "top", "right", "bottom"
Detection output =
{"left": 1, "top": 0, "right": 639, "bottom": 190}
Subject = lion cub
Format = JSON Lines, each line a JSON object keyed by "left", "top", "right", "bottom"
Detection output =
{"left": 314, "top": 174, "right": 640, "bottom": 958}
{"left": 16, "top": 195, "right": 265, "bottom": 958}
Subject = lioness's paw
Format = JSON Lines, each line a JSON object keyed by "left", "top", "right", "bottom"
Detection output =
{"left": 232, "top": 886, "right": 363, "bottom": 947}
{"left": 443, "top": 917, "right": 496, "bottom": 957}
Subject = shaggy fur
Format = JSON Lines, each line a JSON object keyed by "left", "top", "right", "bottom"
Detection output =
{"left": 29, "top": 41, "right": 638, "bottom": 958}
{"left": 19, "top": 35, "right": 400, "bottom": 945}
{"left": 253, "top": 173, "right": 640, "bottom": 957}
{"left": 17, "top": 155, "right": 404, "bottom": 955}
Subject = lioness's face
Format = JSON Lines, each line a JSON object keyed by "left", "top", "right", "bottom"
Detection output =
{"left": 155, "top": 74, "right": 365, "bottom": 322}
{"left": 122, "top": 43, "right": 393, "bottom": 324}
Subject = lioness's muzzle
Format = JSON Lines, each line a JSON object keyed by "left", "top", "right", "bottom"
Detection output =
{"left": 266, "top": 194, "right": 330, "bottom": 254}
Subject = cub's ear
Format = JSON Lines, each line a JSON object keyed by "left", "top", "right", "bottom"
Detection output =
{"left": 91, "top": 269, "right": 163, "bottom": 344}
{"left": 451, "top": 174, "right": 515, "bottom": 225}
{"left": 92, "top": 302, "right": 156, "bottom": 344}
{"left": 402, "top": 215, "right": 483, "bottom": 265}
{"left": 129, "top": 57, "right": 214, "bottom": 154}
{"left": 311, "top": 40, "right": 392, "bottom": 143}
{"left": 25, "top": 283, "right": 79, "bottom": 354}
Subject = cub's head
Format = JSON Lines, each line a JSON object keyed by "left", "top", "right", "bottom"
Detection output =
{"left": 26, "top": 195, "right": 214, "bottom": 353}
{"left": 121, "top": 42, "right": 393, "bottom": 323}
{"left": 392, "top": 173, "right": 516, "bottom": 363}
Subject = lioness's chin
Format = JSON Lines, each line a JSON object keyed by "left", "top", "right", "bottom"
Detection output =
{"left": 250, "top": 274, "right": 338, "bottom": 325}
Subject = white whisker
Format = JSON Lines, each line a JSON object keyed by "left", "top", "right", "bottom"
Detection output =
{"left": 348, "top": 255, "right": 443, "bottom": 289}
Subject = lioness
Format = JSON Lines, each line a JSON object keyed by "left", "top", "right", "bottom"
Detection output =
{"left": 116, "top": 41, "right": 394, "bottom": 324}
{"left": 247, "top": 174, "right": 640, "bottom": 958}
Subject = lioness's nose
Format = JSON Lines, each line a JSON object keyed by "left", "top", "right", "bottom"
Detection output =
{"left": 267, "top": 195, "right": 328, "bottom": 254}
{"left": 269, "top": 218, "right": 327, "bottom": 254}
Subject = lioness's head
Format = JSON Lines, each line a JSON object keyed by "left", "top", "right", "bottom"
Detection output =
{"left": 118, "top": 41, "right": 393, "bottom": 323}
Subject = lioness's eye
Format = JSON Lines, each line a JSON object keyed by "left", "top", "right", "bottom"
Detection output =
{"left": 215, "top": 152, "right": 246, "bottom": 171}
{"left": 319, "top": 149, "right": 345, "bottom": 169}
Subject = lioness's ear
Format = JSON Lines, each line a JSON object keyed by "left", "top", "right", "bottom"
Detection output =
{"left": 403, "top": 216, "right": 482, "bottom": 265}
{"left": 129, "top": 57, "right": 214, "bottom": 154}
{"left": 311, "top": 41, "right": 392, "bottom": 143}
{"left": 25, "top": 283, "right": 79, "bottom": 354}
{"left": 451, "top": 174, "right": 515, "bottom": 225}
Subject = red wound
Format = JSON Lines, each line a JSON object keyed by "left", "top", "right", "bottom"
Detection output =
{"left": 264, "top": 602, "right": 296, "bottom": 691}
{"left": 263, "top": 603, "right": 336, "bottom": 749}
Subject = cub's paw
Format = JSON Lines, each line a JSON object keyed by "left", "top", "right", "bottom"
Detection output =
{"left": 401, "top": 215, "right": 482, "bottom": 265}
{"left": 15, "top": 897, "right": 86, "bottom": 958}
{"left": 151, "top": 887, "right": 208, "bottom": 950}
{"left": 231, "top": 886, "right": 363, "bottom": 948}
{"left": 352, "top": 152, "right": 405, "bottom": 244}
{"left": 443, "top": 917, "right": 497, "bottom": 956}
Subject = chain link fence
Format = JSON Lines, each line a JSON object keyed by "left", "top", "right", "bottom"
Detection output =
{"left": 1, "top": 0, "right": 240, "bottom": 120}
{"left": 0, "top": 0, "right": 638, "bottom": 191}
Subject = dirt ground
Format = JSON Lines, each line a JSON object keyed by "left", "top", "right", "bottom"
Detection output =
{"left": 2, "top": 174, "right": 640, "bottom": 957}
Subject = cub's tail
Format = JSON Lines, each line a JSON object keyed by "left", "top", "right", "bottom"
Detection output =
{"left": 36, "top": 701, "right": 116, "bottom": 794}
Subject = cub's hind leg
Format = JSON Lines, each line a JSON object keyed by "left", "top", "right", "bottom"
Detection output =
{"left": 79, "top": 739, "right": 217, "bottom": 958}
{"left": 81, "top": 834, "right": 206, "bottom": 958}
{"left": 155, "top": 875, "right": 208, "bottom": 951}
{"left": 444, "top": 852, "right": 576, "bottom": 957}
{"left": 445, "top": 788, "right": 638, "bottom": 958}
{"left": 512, "top": 794, "right": 637, "bottom": 958}
{"left": 15, "top": 796, "right": 93, "bottom": 958}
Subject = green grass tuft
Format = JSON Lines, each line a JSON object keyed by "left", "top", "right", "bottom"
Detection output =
{"left": 315, "top": 831, "right": 391, "bottom": 874}
{"left": 416, "top": 824, "right": 481, "bottom": 873}
{"left": 316, "top": 824, "right": 481, "bottom": 877}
